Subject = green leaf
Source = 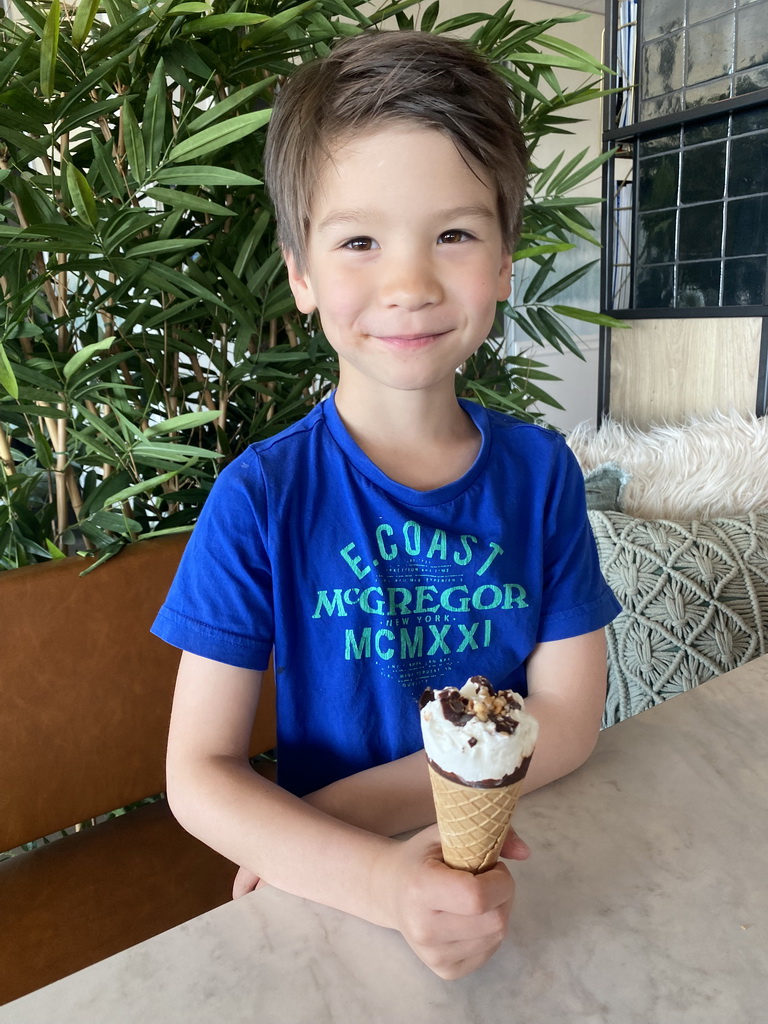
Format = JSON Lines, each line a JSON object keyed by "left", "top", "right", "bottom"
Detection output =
{"left": 239, "top": 1, "right": 320, "bottom": 45}
{"left": 97, "top": 468, "right": 186, "bottom": 506}
{"left": 523, "top": 255, "right": 556, "bottom": 305}
{"left": 142, "top": 262, "right": 226, "bottom": 305}
{"left": 186, "top": 78, "right": 276, "bottom": 134}
{"left": 164, "top": 1, "right": 212, "bottom": 11}
{"left": 144, "top": 187, "right": 233, "bottom": 218}
{"left": 65, "top": 162, "right": 98, "bottom": 228}
{"left": 0, "top": 341, "right": 19, "bottom": 398}
{"left": 153, "top": 166, "right": 261, "bottom": 187}
{"left": 552, "top": 305, "right": 629, "bottom": 328}
{"left": 91, "top": 133, "right": 126, "bottom": 198}
{"left": 533, "top": 151, "right": 565, "bottom": 194}
{"left": 168, "top": 110, "right": 272, "bottom": 163}
{"left": 368, "top": 0, "right": 424, "bottom": 25}
{"left": 233, "top": 208, "right": 271, "bottom": 278}
{"left": 121, "top": 99, "right": 146, "bottom": 182}
{"left": 535, "top": 260, "right": 599, "bottom": 304}
{"left": 513, "top": 241, "right": 574, "bottom": 262}
{"left": 40, "top": 0, "right": 60, "bottom": 98}
{"left": 420, "top": 1, "right": 439, "bottom": 32}
{"left": 45, "top": 538, "right": 67, "bottom": 559}
{"left": 554, "top": 149, "right": 614, "bottom": 195}
{"left": 179, "top": 12, "right": 269, "bottom": 34}
{"left": 536, "top": 32, "right": 610, "bottom": 74}
{"left": 71, "top": 0, "right": 100, "bottom": 48}
{"left": 503, "top": 51, "right": 608, "bottom": 72}
{"left": 142, "top": 58, "right": 167, "bottom": 172}
{"left": 144, "top": 409, "right": 221, "bottom": 438}
{"left": 128, "top": 238, "right": 201, "bottom": 257}
{"left": 63, "top": 337, "right": 116, "bottom": 381}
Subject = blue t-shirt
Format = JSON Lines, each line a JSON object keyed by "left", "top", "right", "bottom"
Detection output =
{"left": 152, "top": 394, "right": 620, "bottom": 796}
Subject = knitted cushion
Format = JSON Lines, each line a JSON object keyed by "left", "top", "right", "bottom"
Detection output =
{"left": 589, "top": 511, "right": 768, "bottom": 726}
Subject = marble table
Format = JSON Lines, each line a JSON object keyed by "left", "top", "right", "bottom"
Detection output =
{"left": 4, "top": 656, "right": 767, "bottom": 1024}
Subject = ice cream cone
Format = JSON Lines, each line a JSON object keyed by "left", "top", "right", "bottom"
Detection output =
{"left": 428, "top": 764, "right": 525, "bottom": 873}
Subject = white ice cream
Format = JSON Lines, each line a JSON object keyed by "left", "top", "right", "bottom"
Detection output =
{"left": 419, "top": 677, "right": 539, "bottom": 786}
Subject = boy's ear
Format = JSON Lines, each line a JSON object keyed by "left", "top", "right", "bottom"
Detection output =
{"left": 496, "top": 251, "right": 513, "bottom": 303}
{"left": 283, "top": 249, "right": 317, "bottom": 314}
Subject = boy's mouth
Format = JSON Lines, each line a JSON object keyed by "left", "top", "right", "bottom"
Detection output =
{"left": 371, "top": 331, "right": 450, "bottom": 347}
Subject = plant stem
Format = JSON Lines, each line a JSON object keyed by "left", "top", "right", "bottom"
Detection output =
{"left": 0, "top": 422, "right": 16, "bottom": 475}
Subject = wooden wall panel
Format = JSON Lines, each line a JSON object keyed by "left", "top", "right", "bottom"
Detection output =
{"left": 609, "top": 317, "right": 762, "bottom": 427}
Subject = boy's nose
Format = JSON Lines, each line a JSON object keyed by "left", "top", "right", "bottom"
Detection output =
{"left": 378, "top": 254, "right": 443, "bottom": 310}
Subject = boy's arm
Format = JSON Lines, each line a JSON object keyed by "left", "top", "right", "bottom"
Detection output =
{"left": 305, "top": 628, "right": 608, "bottom": 833}
{"left": 518, "top": 627, "right": 608, "bottom": 795}
{"left": 166, "top": 650, "right": 515, "bottom": 979}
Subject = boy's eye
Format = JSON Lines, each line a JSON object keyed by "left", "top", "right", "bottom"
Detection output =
{"left": 343, "top": 237, "right": 378, "bottom": 251}
{"left": 438, "top": 229, "right": 472, "bottom": 244}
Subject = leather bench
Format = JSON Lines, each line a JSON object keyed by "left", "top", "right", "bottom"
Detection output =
{"left": 0, "top": 536, "right": 276, "bottom": 1005}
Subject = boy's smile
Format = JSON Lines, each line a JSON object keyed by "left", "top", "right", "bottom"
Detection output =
{"left": 285, "top": 125, "right": 513, "bottom": 401}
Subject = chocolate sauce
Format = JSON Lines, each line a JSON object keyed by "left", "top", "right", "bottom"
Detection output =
{"left": 427, "top": 754, "right": 532, "bottom": 789}
{"left": 420, "top": 676, "right": 523, "bottom": 734}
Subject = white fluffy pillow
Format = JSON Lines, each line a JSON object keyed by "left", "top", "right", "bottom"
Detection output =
{"left": 568, "top": 410, "right": 768, "bottom": 521}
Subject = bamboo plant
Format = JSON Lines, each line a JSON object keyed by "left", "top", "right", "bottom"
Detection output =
{"left": 0, "top": 0, "right": 622, "bottom": 570}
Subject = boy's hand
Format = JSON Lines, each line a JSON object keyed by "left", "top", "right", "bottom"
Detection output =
{"left": 500, "top": 827, "right": 531, "bottom": 862}
{"left": 232, "top": 866, "right": 267, "bottom": 899}
{"left": 375, "top": 825, "right": 516, "bottom": 980}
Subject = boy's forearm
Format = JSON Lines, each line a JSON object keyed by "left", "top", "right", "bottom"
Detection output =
{"left": 167, "top": 754, "right": 397, "bottom": 928}
{"left": 303, "top": 750, "right": 436, "bottom": 837}
{"left": 519, "top": 629, "right": 608, "bottom": 795}
{"left": 516, "top": 690, "right": 600, "bottom": 795}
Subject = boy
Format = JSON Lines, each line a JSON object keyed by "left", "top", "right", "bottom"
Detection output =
{"left": 153, "top": 31, "right": 620, "bottom": 980}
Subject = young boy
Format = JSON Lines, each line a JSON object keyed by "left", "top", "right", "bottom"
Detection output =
{"left": 152, "top": 31, "right": 620, "bottom": 981}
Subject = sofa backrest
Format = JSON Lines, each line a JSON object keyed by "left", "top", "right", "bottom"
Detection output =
{"left": 1, "top": 535, "right": 276, "bottom": 851}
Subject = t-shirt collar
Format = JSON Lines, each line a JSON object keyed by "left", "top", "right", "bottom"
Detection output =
{"left": 321, "top": 390, "right": 491, "bottom": 507}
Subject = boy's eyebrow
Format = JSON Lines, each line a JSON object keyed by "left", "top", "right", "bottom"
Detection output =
{"left": 316, "top": 204, "right": 497, "bottom": 232}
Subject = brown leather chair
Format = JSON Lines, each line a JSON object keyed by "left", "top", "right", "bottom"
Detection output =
{"left": 0, "top": 536, "right": 276, "bottom": 1005}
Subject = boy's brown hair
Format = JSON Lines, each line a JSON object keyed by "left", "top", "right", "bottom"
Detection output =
{"left": 264, "top": 31, "right": 528, "bottom": 269}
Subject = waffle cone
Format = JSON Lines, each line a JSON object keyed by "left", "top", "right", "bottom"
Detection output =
{"left": 428, "top": 764, "right": 524, "bottom": 874}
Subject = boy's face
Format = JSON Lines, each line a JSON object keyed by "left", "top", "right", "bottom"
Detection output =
{"left": 284, "top": 125, "right": 512, "bottom": 399}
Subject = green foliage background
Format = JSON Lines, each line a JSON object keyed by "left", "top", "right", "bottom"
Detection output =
{"left": 0, "top": 0, "right": 621, "bottom": 569}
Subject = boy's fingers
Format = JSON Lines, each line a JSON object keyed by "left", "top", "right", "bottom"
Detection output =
{"left": 500, "top": 826, "right": 530, "bottom": 861}
{"left": 421, "top": 857, "right": 514, "bottom": 917}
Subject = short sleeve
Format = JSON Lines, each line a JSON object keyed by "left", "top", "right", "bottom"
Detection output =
{"left": 536, "top": 439, "right": 621, "bottom": 642}
{"left": 151, "top": 449, "right": 274, "bottom": 670}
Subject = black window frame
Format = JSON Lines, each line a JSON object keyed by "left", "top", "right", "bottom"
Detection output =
{"left": 601, "top": 0, "right": 768, "bottom": 321}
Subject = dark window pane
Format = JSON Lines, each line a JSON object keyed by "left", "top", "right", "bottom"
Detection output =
{"left": 642, "top": 0, "right": 684, "bottom": 41}
{"left": 689, "top": 0, "right": 737, "bottom": 24}
{"left": 722, "top": 256, "right": 767, "bottom": 303}
{"left": 642, "top": 34, "right": 685, "bottom": 99}
{"left": 638, "top": 153, "right": 680, "bottom": 210}
{"left": 685, "top": 78, "right": 733, "bottom": 106}
{"left": 684, "top": 118, "right": 729, "bottom": 145}
{"left": 732, "top": 108, "right": 768, "bottom": 133}
{"left": 642, "top": 132, "right": 682, "bottom": 154}
{"left": 679, "top": 204, "right": 724, "bottom": 258}
{"left": 736, "top": 1, "right": 768, "bottom": 70}
{"left": 635, "top": 265, "right": 676, "bottom": 307}
{"left": 725, "top": 196, "right": 768, "bottom": 255}
{"left": 687, "top": 16, "right": 735, "bottom": 86}
{"left": 681, "top": 143, "right": 727, "bottom": 203}
{"left": 640, "top": 94, "right": 684, "bottom": 120}
{"left": 735, "top": 65, "right": 768, "bottom": 93}
{"left": 678, "top": 262, "right": 722, "bottom": 306}
{"left": 638, "top": 210, "right": 678, "bottom": 263}
{"left": 728, "top": 132, "right": 768, "bottom": 194}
